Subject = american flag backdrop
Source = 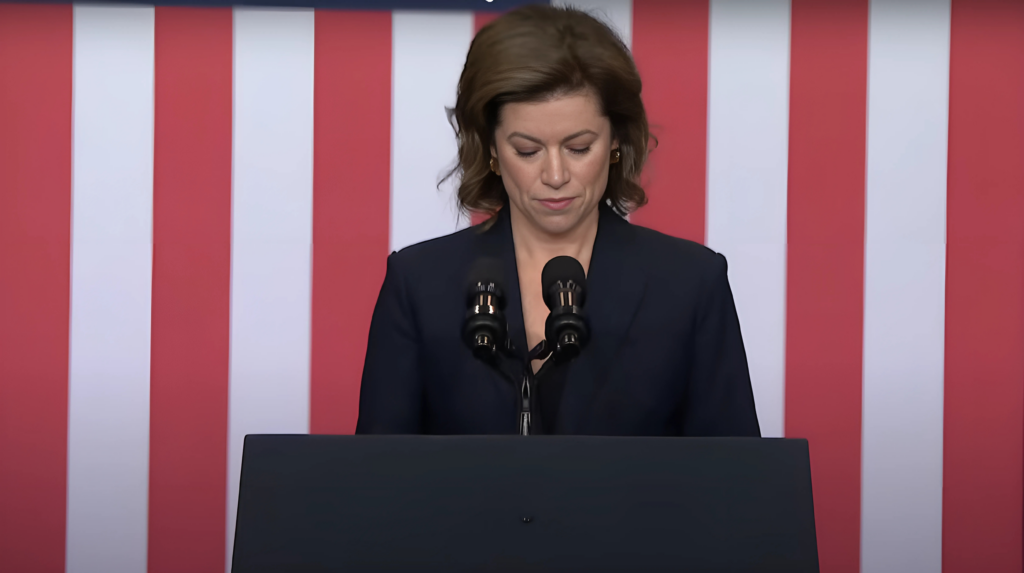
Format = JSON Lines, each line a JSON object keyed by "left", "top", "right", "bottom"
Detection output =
{"left": 0, "top": 0, "right": 1022, "bottom": 572}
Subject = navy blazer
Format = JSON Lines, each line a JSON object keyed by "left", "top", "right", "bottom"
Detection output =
{"left": 355, "top": 203, "right": 760, "bottom": 437}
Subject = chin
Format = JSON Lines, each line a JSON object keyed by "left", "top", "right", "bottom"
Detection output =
{"left": 532, "top": 210, "right": 584, "bottom": 236}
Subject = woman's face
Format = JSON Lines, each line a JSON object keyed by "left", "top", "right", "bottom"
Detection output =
{"left": 491, "top": 90, "right": 618, "bottom": 237}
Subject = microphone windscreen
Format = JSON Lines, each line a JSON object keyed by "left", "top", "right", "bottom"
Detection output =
{"left": 541, "top": 256, "right": 587, "bottom": 303}
{"left": 467, "top": 256, "right": 504, "bottom": 292}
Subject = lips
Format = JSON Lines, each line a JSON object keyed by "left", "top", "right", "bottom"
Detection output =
{"left": 538, "top": 198, "right": 575, "bottom": 211}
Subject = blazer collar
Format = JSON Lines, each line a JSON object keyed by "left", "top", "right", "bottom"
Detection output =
{"left": 475, "top": 202, "right": 649, "bottom": 433}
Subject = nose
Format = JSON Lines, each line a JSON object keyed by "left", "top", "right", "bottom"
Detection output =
{"left": 540, "top": 148, "right": 569, "bottom": 190}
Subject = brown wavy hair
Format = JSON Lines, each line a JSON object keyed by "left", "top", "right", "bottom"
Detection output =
{"left": 445, "top": 4, "right": 650, "bottom": 221}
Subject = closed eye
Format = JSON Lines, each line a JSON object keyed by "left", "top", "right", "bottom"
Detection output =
{"left": 515, "top": 146, "right": 592, "bottom": 158}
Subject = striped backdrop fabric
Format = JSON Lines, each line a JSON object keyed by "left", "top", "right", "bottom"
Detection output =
{"left": 0, "top": 1, "right": 1022, "bottom": 572}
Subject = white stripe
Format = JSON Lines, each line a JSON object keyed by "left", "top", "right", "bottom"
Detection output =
{"left": 861, "top": 0, "right": 950, "bottom": 570}
{"left": 66, "top": 6, "right": 154, "bottom": 573}
{"left": 553, "top": 0, "right": 633, "bottom": 49}
{"left": 389, "top": 11, "right": 473, "bottom": 252}
{"left": 705, "top": 0, "right": 790, "bottom": 438}
{"left": 227, "top": 8, "right": 315, "bottom": 571}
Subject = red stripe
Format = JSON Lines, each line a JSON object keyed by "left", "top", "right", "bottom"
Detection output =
{"left": 469, "top": 11, "right": 502, "bottom": 228}
{"left": 474, "top": 11, "right": 501, "bottom": 31}
{"left": 0, "top": 6, "right": 72, "bottom": 572}
{"left": 943, "top": 1, "right": 1024, "bottom": 570}
{"left": 784, "top": 2, "right": 868, "bottom": 572}
{"left": 309, "top": 11, "right": 392, "bottom": 435}
{"left": 149, "top": 8, "right": 233, "bottom": 573}
{"left": 629, "top": 0, "right": 708, "bottom": 244}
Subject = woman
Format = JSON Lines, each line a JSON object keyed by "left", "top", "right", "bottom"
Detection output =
{"left": 355, "top": 5, "right": 759, "bottom": 437}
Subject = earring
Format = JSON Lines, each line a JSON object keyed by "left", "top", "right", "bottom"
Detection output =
{"left": 610, "top": 149, "right": 621, "bottom": 164}
{"left": 489, "top": 157, "right": 501, "bottom": 176}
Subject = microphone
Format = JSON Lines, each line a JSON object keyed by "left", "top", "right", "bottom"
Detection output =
{"left": 541, "top": 256, "right": 590, "bottom": 360}
{"left": 463, "top": 257, "right": 507, "bottom": 360}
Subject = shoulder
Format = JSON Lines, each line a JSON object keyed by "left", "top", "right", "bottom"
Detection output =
{"left": 383, "top": 224, "right": 480, "bottom": 284}
{"left": 623, "top": 222, "right": 736, "bottom": 320}
{"left": 626, "top": 222, "right": 728, "bottom": 280}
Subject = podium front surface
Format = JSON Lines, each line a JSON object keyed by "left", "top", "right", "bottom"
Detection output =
{"left": 231, "top": 435, "right": 818, "bottom": 573}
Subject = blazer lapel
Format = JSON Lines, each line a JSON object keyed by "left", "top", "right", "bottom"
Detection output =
{"left": 555, "top": 205, "right": 648, "bottom": 434}
{"left": 474, "top": 208, "right": 529, "bottom": 362}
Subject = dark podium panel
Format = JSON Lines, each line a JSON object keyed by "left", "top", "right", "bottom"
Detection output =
{"left": 232, "top": 435, "right": 818, "bottom": 573}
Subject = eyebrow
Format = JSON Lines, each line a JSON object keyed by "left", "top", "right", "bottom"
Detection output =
{"left": 507, "top": 129, "right": 598, "bottom": 144}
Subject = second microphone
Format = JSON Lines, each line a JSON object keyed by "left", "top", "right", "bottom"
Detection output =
{"left": 541, "top": 255, "right": 590, "bottom": 360}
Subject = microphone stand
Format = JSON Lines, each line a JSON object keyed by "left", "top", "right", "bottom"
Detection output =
{"left": 476, "top": 337, "right": 552, "bottom": 436}
{"left": 518, "top": 340, "right": 554, "bottom": 436}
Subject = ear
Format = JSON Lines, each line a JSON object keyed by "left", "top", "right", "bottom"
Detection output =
{"left": 611, "top": 135, "right": 620, "bottom": 150}
{"left": 490, "top": 144, "right": 497, "bottom": 159}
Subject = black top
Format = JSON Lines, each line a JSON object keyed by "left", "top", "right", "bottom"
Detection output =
{"left": 355, "top": 202, "right": 761, "bottom": 437}
{"left": 536, "top": 361, "right": 567, "bottom": 433}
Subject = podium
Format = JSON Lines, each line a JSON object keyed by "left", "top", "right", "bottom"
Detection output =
{"left": 231, "top": 435, "right": 818, "bottom": 572}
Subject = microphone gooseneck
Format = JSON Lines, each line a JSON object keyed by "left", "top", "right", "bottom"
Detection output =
{"left": 463, "top": 257, "right": 507, "bottom": 361}
{"left": 541, "top": 255, "right": 590, "bottom": 360}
